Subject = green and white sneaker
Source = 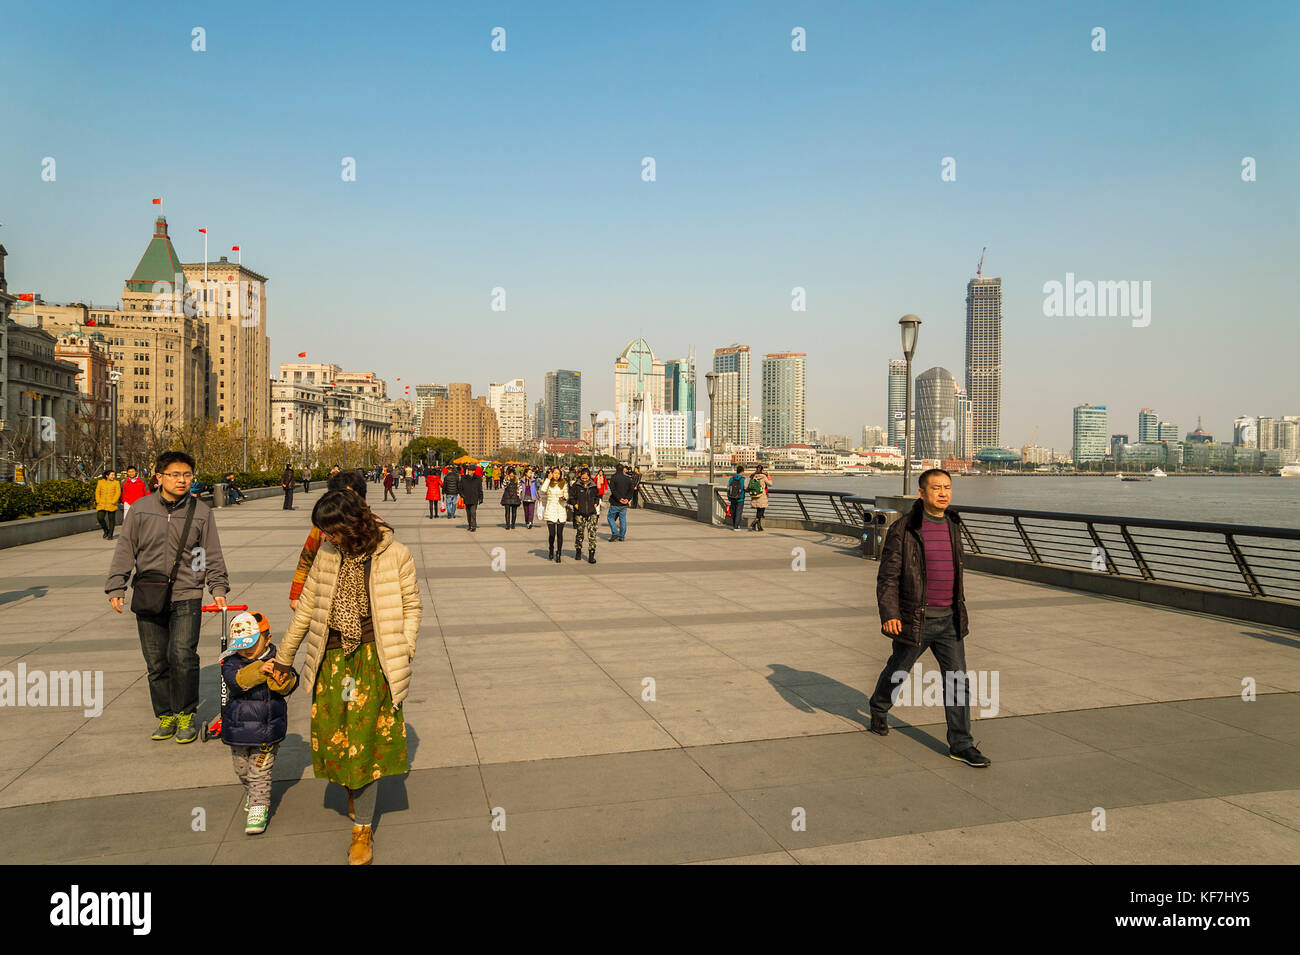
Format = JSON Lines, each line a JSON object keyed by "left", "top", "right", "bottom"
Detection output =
{"left": 242, "top": 793, "right": 250, "bottom": 812}
{"left": 174, "top": 712, "right": 198, "bottom": 744}
{"left": 245, "top": 805, "right": 269, "bottom": 835}
{"left": 151, "top": 714, "right": 177, "bottom": 740}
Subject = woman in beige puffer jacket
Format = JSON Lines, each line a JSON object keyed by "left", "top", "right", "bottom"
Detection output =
{"left": 271, "top": 490, "right": 422, "bottom": 865}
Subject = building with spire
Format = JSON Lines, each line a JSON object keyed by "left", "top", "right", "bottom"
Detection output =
{"left": 614, "top": 339, "right": 663, "bottom": 456}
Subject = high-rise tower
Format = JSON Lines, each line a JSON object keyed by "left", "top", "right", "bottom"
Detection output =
{"left": 965, "top": 275, "right": 1002, "bottom": 452}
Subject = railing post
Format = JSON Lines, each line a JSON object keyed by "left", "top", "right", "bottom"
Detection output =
{"left": 1085, "top": 522, "right": 1118, "bottom": 574}
{"left": 1225, "top": 533, "right": 1265, "bottom": 596}
{"left": 1119, "top": 525, "right": 1155, "bottom": 580}
{"left": 1013, "top": 516, "right": 1041, "bottom": 563}
{"left": 795, "top": 493, "right": 811, "bottom": 522}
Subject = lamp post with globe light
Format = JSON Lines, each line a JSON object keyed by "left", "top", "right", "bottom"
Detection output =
{"left": 899, "top": 315, "right": 921, "bottom": 495}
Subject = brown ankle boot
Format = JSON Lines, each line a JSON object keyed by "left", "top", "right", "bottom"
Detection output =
{"left": 348, "top": 825, "right": 373, "bottom": 865}
{"left": 347, "top": 792, "right": 355, "bottom": 821}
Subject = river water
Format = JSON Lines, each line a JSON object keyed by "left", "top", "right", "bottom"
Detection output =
{"left": 664, "top": 474, "right": 1300, "bottom": 530}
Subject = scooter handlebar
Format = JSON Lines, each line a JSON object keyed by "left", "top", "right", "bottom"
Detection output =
{"left": 201, "top": 604, "right": 248, "bottom": 612}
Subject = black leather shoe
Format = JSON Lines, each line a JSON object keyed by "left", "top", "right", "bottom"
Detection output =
{"left": 869, "top": 714, "right": 890, "bottom": 736}
{"left": 588, "top": 554, "right": 596, "bottom": 564}
{"left": 554, "top": 554, "right": 561, "bottom": 564}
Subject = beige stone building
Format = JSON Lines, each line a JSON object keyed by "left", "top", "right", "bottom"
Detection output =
{"left": 421, "top": 382, "right": 499, "bottom": 458}
{"left": 182, "top": 256, "right": 270, "bottom": 438}
{"left": 3, "top": 323, "right": 81, "bottom": 480}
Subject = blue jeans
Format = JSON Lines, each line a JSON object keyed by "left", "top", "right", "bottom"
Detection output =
{"left": 728, "top": 496, "right": 745, "bottom": 528}
{"left": 135, "top": 597, "right": 203, "bottom": 717}
{"left": 445, "top": 495, "right": 457, "bottom": 518}
{"left": 868, "top": 610, "right": 974, "bottom": 751}
{"left": 607, "top": 504, "right": 627, "bottom": 539}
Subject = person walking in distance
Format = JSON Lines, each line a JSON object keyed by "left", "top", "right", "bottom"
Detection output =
{"left": 404, "top": 464, "right": 414, "bottom": 494}
{"left": 442, "top": 467, "right": 459, "bottom": 520}
{"left": 120, "top": 465, "right": 148, "bottom": 517}
{"left": 95, "top": 469, "right": 122, "bottom": 540}
{"left": 105, "top": 451, "right": 230, "bottom": 743}
{"left": 570, "top": 468, "right": 601, "bottom": 564}
{"left": 520, "top": 466, "right": 538, "bottom": 529}
{"left": 869, "top": 468, "right": 990, "bottom": 768}
{"left": 630, "top": 466, "right": 643, "bottom": 508}
{"left": 747, "top": 464, "right": 772, "bottom": 531}
{"left": 302, "top": 466, "right": 311, "bottom": 494}
{"left": 539, "top": 466, "right": 569, "bottom": 563}
{"left": 268, "top": 489, "right": 422, "bottom": 864}
{"left": 382, "top": 469, "right": 397, "bottom": 502}
{"left": 726, "top": 464, "right": 747, "bottom": 531}
{"left": 281, "top": 463, "right": 295, "bottom": 510}
{"left": 460, "top": 465, "right": 484, "bottom": 531}
{"left": 607, "top": 464, "right": 633, "bottom": 541}
{"left": 424, "top": 467, "right": 443, "bottom": 519}
{"left": 500, "top": 466, "right": 522, "bottom": 529}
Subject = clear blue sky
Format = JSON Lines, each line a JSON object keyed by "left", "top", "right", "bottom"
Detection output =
{"left": 3, "top": 0, "right": 1296, "bottom": 449}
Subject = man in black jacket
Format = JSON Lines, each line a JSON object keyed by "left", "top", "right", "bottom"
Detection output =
{"left": 607, "top": 464, "right": 633, "bottom": 541}
{"left": 570, "top": 468, "right": 601, "bottom": 563}
{"left": 460, "top": 466, "right": 484, "bottom": 531}
{"left": 869, "top": 468, "right": 990, "bottom": 768}
{"left": 443, "top": 467, "right": 460, "bottom": 520}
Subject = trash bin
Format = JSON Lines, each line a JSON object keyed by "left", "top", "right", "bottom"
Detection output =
{"left": 213, "top": 482, "right": 227, "bottom": 508}
{"left": 860, "top": 509, "right": 895, "bottom": 559}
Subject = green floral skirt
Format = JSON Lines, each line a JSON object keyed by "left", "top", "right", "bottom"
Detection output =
{"left": 311, "top": 642, "right": 408, "bottom": 789}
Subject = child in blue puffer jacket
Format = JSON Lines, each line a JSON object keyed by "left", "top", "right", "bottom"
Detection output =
{"left": 220, "top": 610, "right": 298, "bottom": 835}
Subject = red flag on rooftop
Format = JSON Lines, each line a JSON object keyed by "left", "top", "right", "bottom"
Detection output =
{"left": 17, "top": 293, "right": 34, "bottom": 301}
{"left": 86, "top": 318, "right": 97, "bottom": 326}
{"left": 152, "top": 198, "right": 162, "bottom": 205}
{"left": 231, "top": 245, "right": 240, "bottom": 251}
{"left": 297, "top": 352, "right": 307, "bottom": 358}
{"left": 198, "top": 228, "right": 207, "bottom": 234}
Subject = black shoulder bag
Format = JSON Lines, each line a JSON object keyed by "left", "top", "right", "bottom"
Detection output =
{"left": 130, "top": 497, "right": 197, "bottom": 616}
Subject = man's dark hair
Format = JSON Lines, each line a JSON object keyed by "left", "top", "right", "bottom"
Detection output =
{"left": 126, "top": 465, "right": 137, "bottom": 472}
{"left": 735, "top": 464, "right": 744, "bottom": 473}
{"left": 616, "top": 463, "right": 625, "bottom": 472}
{"left": 918, "top": 468, "right": 952, "bottom": 490}
{"left": 155, "top": 451, "right": 196, "bottom": 474}
{"left": 327, "top": 469, "right": 368, "bottom": 499}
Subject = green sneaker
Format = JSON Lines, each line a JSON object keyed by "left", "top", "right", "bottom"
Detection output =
{"left": 242, "top": 792, "right": 250, "bottom": 812}
{"left": 151, "top": 714, "right": 177, "bottom": 740}
{"left": 245, "top": 805, "right": 269, "bottom": 835}
{"left": 174, "top": 712, "right": 198, "bottom": 744}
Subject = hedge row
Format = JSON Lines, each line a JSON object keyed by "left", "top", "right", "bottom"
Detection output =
{"left": 0, "top": 468, "right": 337, "bottom": 522}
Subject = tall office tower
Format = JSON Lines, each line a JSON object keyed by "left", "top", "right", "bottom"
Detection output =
{"left": 614, "top": 338, "right": 665, "bottom": 452}
{"left": 915, "top": 366, "right": 957, "bottom": 460}
{"left": 711, "top": 371, "right": 740, "bottom": 446}
{"left": 1138, "top": 408, "right": 1159, "bottom": 443}
{"left": 534, "top": 398, "right": 547, "bottom": 439}
{"left": 1275, "top": 417, "right": 1300, "bottom": 456}
{"left": 954, "top": 387, "right": 973, "bottom": 460}
{"left": 1233, "top": 415, "right": 1257, "bottom": 447}
{"left": 887, "top": 359, "right": 908, "bottom": 448}
{"left": 761, "top": 352, "right": 806, "bottom": 448}
{"left": 544, "top": 370, "right": 581, "bottom": 441}
{"left": 965, "top": 275, "right": 1002, "bottom": 452}
{"left": 664, "top": 351, "right": 697, "bottom": 449}
{"left": 182, "top": 256, "right": 270, "bottom": 439}
{"left": 1256, "top": 415, "right": 1275, "bottom": 451}
{"left": 414, "top": 384, "right": 448, "bottom": 431}
{"left": 1073, "top": 403, "right": 1108, "bottom": 463}
{"left": 422, "top": 383, "right": 499, "bottom": 458}
{"left": 712, "top": 344, "right": 751, "bottom": 445}
{"left": 1157, "top": 420, "right": 1179, "bottom": 443}
{"left": 488, "top": 378, "right": 527, "bottom": 447}
{"left": 861, "top": 425, "right": 887, "bottom": 448}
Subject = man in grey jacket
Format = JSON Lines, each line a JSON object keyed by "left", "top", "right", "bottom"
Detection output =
{"left": 106, "top": 451, "right": 230, "bottom": 743}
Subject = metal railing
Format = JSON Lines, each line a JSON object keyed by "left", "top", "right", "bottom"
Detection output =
{"left": 640, "top": 482, "right": 1300, "bottom": 616}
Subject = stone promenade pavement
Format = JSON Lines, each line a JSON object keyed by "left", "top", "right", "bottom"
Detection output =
{"left": 1, "top": 485, "right": 1297, "bottom": 863}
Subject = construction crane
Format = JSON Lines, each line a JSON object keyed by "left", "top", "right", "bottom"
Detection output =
{"left": 1028, "top": 425, "right": 1038, "bottom": 447}
{"left": 976, "top": 246, "right": 987, "bottom": 278}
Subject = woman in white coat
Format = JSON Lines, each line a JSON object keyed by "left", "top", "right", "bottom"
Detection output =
{"left": 538, "top": 466, "right": 569, "bottom": 564}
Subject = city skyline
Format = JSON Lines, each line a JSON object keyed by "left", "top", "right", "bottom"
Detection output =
{"left": 3, "top": 1, "right": 1296, "bottom": 450}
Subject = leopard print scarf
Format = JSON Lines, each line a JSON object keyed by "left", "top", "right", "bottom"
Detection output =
{"left": 328, "top": 550, "right": 371, "bottom": 655}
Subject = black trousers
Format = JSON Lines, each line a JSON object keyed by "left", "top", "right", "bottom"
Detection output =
{"left": 282, "top": 484, "right": 294, "bottom": 509}
{"left": 547, "top": 520, "right": 565, "bottom": 552}
{"left": 96, "top": 509, "right": 117, "bottom": 537}
{"left": 465, "top": 504, "right": 478, "bottom": 529}
{"left": 504, "top": 504, "right": 519, "bottom": 528}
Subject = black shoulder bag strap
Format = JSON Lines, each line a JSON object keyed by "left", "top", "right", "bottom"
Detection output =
{"left": 168, "top": 497, "right": 198, "bottom": 590}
